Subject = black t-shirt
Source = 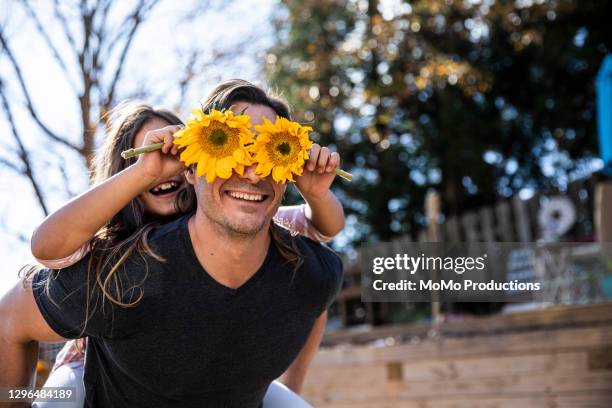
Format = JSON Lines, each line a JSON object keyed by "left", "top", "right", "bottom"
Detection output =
{"left": 32, "top": 214, "right": 343, "bottom": 408}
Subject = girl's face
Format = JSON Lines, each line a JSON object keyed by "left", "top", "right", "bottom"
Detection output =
{"left": 132, "top": 117, "right": 186, "bottom": 216}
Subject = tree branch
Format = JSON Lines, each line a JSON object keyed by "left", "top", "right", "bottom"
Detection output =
{"left": 57, "top": 160, "right": 75, "bottom": 198}
{"left": 169, "top": 36, "right": 262, "bottom": 112}
{"left": 0, "top": 28, "right": 83, "bottom": 154}
{"left": 76, "top": 3, "right": 96, "bottom": 165}
{"left": 52, "top": 0, "right": 77, "bottom": 51}
{"left": 102, "top": 0, "right": 160, "bottom": 113}
{"left": 20, "top": 0, "right": 79, "bottom": 93}
{"left": 0, "top": 156, "right": 21, "bottom": 173}
{"left": 90, "top": 0, "right": 113, "bottom": 89}
{"left": 0, "top": 79, "right": 49, "bottom": 215}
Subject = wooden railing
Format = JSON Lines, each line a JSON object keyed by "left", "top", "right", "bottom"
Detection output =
{"left": 304, "top": 303, "right": 612, "bottom": 407}
{"left": 335, "top": 176, "right": 599, "bottom": 327}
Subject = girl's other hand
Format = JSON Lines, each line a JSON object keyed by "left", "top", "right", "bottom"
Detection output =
{"left": 295, "top": 144, "right": 340, "bottom": 200}
{"left": 134, "top": 125, "right": 185, "bottom": 186}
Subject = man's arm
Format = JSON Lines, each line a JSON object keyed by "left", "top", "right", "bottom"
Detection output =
{"left": 0, "top": 279, "right": 67, "bottom": 400}
{"left": 278, "top": 311, "right": 327, "bottom": 394}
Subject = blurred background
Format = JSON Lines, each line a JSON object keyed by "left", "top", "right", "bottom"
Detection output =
{"left": 2, "top": 0, "right": 612, "bottom": 406}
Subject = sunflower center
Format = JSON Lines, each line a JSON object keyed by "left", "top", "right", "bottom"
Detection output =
{"left": 199, "top": 122, "right": 241, "bottom": 158}
{"left": 210, "top": 129, "right": 228, "bottom": 146}
{"left": 265, "top": 133, "right": 300, "bottom": 165}
{"left": 276, "top": 142, "right": 291, "bottom": 156}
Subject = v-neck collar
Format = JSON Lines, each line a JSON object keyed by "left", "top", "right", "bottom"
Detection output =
{"left": 180, "top": 215, "right": 274, "bottom": 296}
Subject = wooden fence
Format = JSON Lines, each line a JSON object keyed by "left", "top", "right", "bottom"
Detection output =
{"left": 303, "top": 303, "right": 612, "bottom": 407}
{"left": 336, "top": 177, "right": 599, "bottom": 326}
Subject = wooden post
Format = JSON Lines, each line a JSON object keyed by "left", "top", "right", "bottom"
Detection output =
{"left": 595, "top": 181, "right": 612, "bottom": 241}
{"left": 512, "top": 196, "right": 532, "bottom": 242}
{"left": 495, "top": 201, "right": 514, "bottom": 241}
{"left": 425, "top": 189, "right": 442, "bottom": 325}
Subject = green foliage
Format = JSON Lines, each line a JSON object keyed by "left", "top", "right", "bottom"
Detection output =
{"left": 267, "top": 0, "right": 612, "bottom": 246}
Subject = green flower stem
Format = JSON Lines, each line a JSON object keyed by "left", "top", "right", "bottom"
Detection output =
{"left": 333, "top": 168, "right": 353, "bottom": 182}
{"left": 120, "top": 142, "right": 164, "bottom": 159}
{"left": 121, "top": 142, "right": 353, "bottom": 182}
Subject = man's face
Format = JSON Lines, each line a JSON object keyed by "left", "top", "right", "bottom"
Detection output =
{"left": 186, "top": 102, "right": 286, "bottom": 236}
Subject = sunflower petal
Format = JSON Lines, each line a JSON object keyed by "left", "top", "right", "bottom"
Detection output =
{"left": 205, "top": 157, "right": 217, "bottom": 182}
{"left": 196, "top": 155, "right": 208, "bottom": 177}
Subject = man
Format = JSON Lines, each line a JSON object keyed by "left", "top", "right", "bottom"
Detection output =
{"left": 0, "top": 84, "right": 343, "bottom": 407}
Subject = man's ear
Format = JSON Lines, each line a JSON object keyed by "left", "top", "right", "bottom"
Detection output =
{"left": 184, "top": 167, "right": 196, "bottom": 185}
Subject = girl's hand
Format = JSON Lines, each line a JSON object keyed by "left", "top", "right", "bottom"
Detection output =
{"left": 295, "top": 144, "right": 340, "bottom": 200}
{"left": 134, "top": 125, "right": 185, "bottom": 186}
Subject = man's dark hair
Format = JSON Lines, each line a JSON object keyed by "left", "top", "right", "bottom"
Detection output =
{"left": 201, "top": 79, "right": 291, "bottom": 120}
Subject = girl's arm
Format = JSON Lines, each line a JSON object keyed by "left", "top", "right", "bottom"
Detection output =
{"left": 31, "top": 126, "right": 183, "bottom": 262}
{"left": 280, "top": 144, "right": 344, "bottom": 240}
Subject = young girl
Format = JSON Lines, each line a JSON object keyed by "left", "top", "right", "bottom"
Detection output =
{"left": 31, "top": 94, "right": 343, "bottom": 407}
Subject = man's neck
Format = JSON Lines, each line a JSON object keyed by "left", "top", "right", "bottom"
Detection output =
{"left": 187, "top": 211, "right": 271, "bottom": 290}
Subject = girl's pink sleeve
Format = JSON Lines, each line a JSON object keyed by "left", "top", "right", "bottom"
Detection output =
{"left": 274, "top": 204, "right": 334, "bottom": 243}
{"left": 34, "top": 243, "right": 90, "bottom": 269}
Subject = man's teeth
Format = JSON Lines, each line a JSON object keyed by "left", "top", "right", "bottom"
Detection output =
{"left": 228, "top": 191, "right": 264, "bottom": 202}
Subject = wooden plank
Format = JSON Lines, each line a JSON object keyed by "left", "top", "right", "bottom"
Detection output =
{"left": 308, "top": 392, "right": 612, "bottom": 408}
{"left": 461, "top": 211, "right": 479, "bottom": 242}
{"left": 476, "top": 207, "right": 502, "bottom": 283}
{"left": 512, "top": 196, "right": 532, "bottom": 242}
{"left": 526, "top": 194, "right": 540, "bottom": 239}
{"left": 495, "top": 201, "right": 514, "bottom": 241}
{"left": 568, "top": 179, "right": 592, "bottom": 238}
{"left": 308, "top": 303, "right": 612, "bottom": 408}
{"left": 317, "top": 325, "right": 612, "bottom": 366}
{"left": 302, "top": 371, "right": 612, "bottom": 402}
{"left": 595, "top": 181, "right": 612, "bottom": 241}
{"left": 479, "top": 206, "right": 495, "bottom": 242}
{"left": 323, "top": 303, "right": 612, "bottom": 347}
{"left": 401, "top": 350, "right": 588, "bottom": 382}
{"left": 444, "top": 216, "right": 461, "bottom": 242}
{"left": 306, "top": 351, "right": 588, "bottom": 386}
{"left": 374, "top": 326, "right": 612, "bottom": 363}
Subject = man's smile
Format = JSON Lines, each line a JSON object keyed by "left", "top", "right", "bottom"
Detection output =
{"left": 224, "top": 189, "right": 270, "bottom": 204}
{"left": 220, "top": 179, "right": 275, "bottom": 207}
{"left": 226, "top": 191, "right": 267, "bottom": 202}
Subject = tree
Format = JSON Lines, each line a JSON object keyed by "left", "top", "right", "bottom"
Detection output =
{"left": 266, "top": 0, "right": 612, "bottom": 246}
{"left": 0, "top": 0, "right": 265, "bottom": 234}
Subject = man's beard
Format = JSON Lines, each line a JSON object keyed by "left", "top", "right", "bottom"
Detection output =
{"left": 221, "top": 215, "right": 268, "bottom": 238}
{"left": 202, "top": 205, "right": 272, "bottom": 239}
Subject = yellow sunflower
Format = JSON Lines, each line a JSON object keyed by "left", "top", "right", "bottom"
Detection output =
{"left": 251, "top": 116, "right": 313, "bottom": 183}
{"left": 173, "top": 108, "right": 255, "bottom": 182}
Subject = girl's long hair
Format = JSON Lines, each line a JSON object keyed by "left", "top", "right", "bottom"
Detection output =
{"left": 87, "top": 101, "right": 196, "bottom": 307}
{"left": 42, "top": 102, "right": 196, "bottom": 334}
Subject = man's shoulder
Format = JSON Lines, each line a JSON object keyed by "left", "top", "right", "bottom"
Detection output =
{"left": 282, "top": 230, "right": 343, "bottom": 273}
{"left": 276, "top": 230, "right": 344, "bottom": 313}
{"left": 293, "top": 234, "right": 335, "bottom": 256}
{"left": 148, "top": 214, "right": 190, "bottom": 244}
